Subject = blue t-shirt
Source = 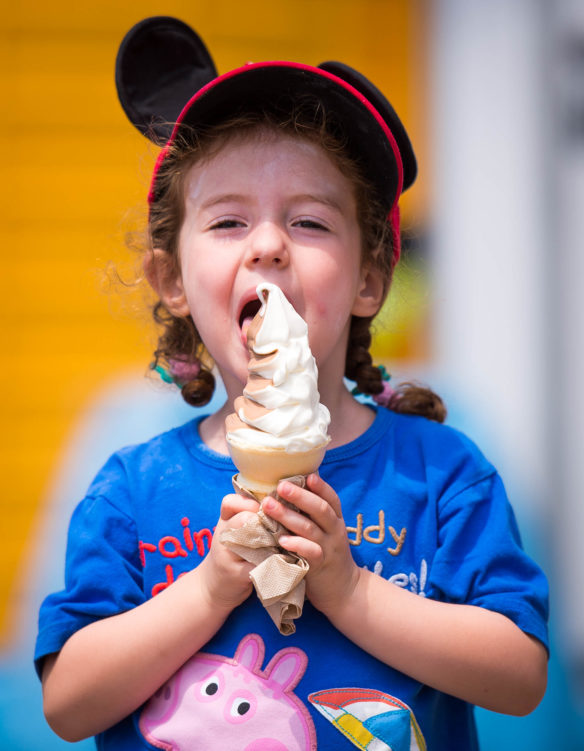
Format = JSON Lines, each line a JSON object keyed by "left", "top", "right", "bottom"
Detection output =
{"left": 35, "top": 407, "right": 549, "bottom": 750}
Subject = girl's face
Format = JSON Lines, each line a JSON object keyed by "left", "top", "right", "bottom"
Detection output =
{"left": 160, "top": 131, "right": 383, "bottom": 397}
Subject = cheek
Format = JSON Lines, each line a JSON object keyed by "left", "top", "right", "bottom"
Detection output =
{"left": 308, "top": 279, "right": 360, "bottom": 324}
{"left": 178, "top": 224, "right": 230, "bottom": 284}
{"left": 180, "top": 252, "right": 232, "bottom": 320}
{"left": 305, "top": 308, "right": 352, "bottom": 361}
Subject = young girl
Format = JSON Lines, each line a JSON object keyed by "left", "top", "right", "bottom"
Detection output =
{"left": 35, "top": 16, "right": 549, "bottom": 750}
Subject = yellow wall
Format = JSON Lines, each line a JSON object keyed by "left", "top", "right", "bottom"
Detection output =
{"left": 0, "top": 0, "right": 427, "bottom": 644}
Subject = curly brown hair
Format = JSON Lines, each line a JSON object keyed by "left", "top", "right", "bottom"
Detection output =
{"left": 145, "top": 101, "right": 446, "bottom": 422}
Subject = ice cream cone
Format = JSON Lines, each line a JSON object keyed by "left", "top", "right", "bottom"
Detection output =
{"left": 227, "top": 438, "right": 330, "bottom": 498}
{"left": 222, "top": 282, "right": 331, "bottom": 634}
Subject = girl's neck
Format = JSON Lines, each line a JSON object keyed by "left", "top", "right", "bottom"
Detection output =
{"left": 323, "top": 386, "right": 376, "bottom": 449}
{"left": 198, "top": 402, "right": 233, "bottom": 455}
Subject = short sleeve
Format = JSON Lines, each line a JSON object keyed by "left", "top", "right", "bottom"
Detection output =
{"left": 428, "top": 471, "right": 549, "bottom": 652}
{"left": 34, "top": 489, "right": 146, "bottom": 676}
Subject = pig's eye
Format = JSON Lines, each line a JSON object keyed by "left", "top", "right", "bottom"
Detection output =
{"left": 230, "top": 697, "right": 251, "bottom": 716}
{"left": 201, "top": 678, "right": 220, "bottom": 697}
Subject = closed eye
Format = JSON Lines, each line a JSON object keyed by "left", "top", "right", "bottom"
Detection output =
{"left": 209, "top": 218, "right": 246, "bottom": 230}
{"left": 292, "top": 219, "right": 329, "bottom": 231}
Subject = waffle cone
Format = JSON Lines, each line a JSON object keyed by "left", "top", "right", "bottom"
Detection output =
{"left": 227, "top": 440, "right": 329, "bottom": 497}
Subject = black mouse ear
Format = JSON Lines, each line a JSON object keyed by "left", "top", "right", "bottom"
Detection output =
{"left": 115, "top": 16, "right": 218, "bottom": 143}
{"left": 318, "top": 61, "right": 417, "bottom": 192}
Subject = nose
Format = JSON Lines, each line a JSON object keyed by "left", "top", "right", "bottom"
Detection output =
{"left": 245, "top": 221, "right": 289, "bottom": 268}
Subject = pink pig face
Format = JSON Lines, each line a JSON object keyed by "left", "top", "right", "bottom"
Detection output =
{"left": 139, "top": 634, "right": 316, "bottom": 751}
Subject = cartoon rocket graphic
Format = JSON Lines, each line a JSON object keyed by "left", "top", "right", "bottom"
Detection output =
{"left": 308, "top": 687, "right": 426, "bottom": 751}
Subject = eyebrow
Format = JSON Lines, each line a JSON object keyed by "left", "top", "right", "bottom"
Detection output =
{"left": 293, "top": 193, "right": 345, "bottom": 213}
{"left": 198, "top": 193, "right": 345, "bottom": 213}
{"left": 198, "top": 194, "right": 248, "bottom": 210}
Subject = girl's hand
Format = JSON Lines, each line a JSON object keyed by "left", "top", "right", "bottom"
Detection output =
{"left": 198, "top": 493, "right": 260, "bottom": 612}
{"left": 261, "top": 474, "right": 359, "bottom": 616}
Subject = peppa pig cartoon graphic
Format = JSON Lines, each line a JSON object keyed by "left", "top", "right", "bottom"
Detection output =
{"left": 139, "top": 633, "right": 316, "bottom": 750}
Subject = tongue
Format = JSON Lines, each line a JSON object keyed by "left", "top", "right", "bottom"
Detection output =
{"left": 240, "top": 316, "right": 254, "bottom": 347}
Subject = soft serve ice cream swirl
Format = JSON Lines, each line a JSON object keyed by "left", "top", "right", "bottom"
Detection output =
{"left": 226, "top": 282, "right": 330, "bottom": 453}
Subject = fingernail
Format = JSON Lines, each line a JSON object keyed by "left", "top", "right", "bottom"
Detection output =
{"left": 263, "top": 498, "right": 275, "bottom": 511}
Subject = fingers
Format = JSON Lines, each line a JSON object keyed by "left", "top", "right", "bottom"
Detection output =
{"left": 305, "top": 473, "right": 343, "bottom": 517}
{"left": 272, "top": 474, "right": 343, "bottom": 531}
{"left": 220, "top": 493, "right": 260, "bottom": 521}
{"left": 259, "top": 477, "right": 342, "bottom": 564}
{"left": 278, "top": 533, "right": 324, "bottom": 563}
{"left": 263, "top": 494, "right": 322, "bottom": 543}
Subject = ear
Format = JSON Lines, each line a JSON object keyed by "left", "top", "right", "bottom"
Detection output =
{"left": 144, "top": 248, "right": 190, "bottom": 317}
{"left": 351, "top": 263, "right": 386, "bottom": 318}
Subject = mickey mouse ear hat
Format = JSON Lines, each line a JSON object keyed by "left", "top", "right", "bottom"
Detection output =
{"left": 116, "top": 16, "right": 417, "bottom": 262}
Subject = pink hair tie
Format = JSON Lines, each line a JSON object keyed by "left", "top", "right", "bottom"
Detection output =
{"left": 169, "top": 358, "right": 201, "bottom": 384}
{"left": 351, "top": 364, "right": 396, "bottom": 406}
{"left": 152, "top": 358, "right": 201, "bottom": 387}
{"left": 373, "top": 379, "right": 396, "bottom": 407}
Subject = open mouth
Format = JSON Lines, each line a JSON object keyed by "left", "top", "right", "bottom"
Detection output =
{"left": 239, "top": 298, "right": 263, "bottom": 342}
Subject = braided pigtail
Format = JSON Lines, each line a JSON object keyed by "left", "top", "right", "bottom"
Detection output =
{"left": 345, "top": 315, "right": 384, "bottom": 395}
{"left": 387, "top": 381, "right": 447, "bottom": 423}
{"left": 346, "top": 315, "right": 447, "bottom": 423}
{"left": 150, "top": 300, "right": 215, "bottom": 407}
